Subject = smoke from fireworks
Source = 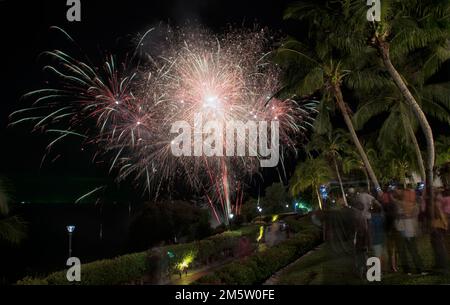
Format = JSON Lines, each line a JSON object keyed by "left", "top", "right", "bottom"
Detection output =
{"left": 10, "top": 26, "right": 317, "bottom": 223}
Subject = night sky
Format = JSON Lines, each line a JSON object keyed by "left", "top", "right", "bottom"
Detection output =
{"left": 0, "top": 0, "right": 291, "bottom": 187}
{"left": 1, "top": 1, "right": 448, "bottom": 191}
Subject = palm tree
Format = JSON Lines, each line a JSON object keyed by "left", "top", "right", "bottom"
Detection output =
{"left": 289, "top": 156, "right": 332, "bottom": 210}
{"left": 353, "top": 78, "right": 450, "bottom": 182}
{"left": 381, "top": 146, "right": 417, "bottom": 188}
{"left": 342, "top": 150, "right": 372, "bottom": 192}
{"left": 436, "top": 136, "right": 450, "bottom": 168}
{"left": 278, "top": 0, "right": 386, "bottom": 193}
{"left": 0, "top": 178, "right": 26, "bottom": 245}
{"left": 435, "top": 136, "right": 450, "bottom": 188}
{"left": 307, "top": 129, "right": 351, "bottom": 206}
{"left": 347, "top": 0, "right": 450, "bottom": 216}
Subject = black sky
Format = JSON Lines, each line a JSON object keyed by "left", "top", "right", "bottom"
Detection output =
{"left": 0, "top": 0, "right": 291, "bottom": 176}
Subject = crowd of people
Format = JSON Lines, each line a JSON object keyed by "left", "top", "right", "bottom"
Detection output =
{"left": 319, "top": 184, "right": 450, "bottom": 279}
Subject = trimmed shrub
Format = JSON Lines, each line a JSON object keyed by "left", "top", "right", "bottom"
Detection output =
{"left": 16, "top": 225, "right": 259, "bottom": 285}
{"left": 18, "top": 252, "right": 148, "bottom": 285}
{"left": 17, "top": 277, "right": 49, "bottom": 285}
{"left": 195, "top": 273, "right": 221, "bottom": 285}
{"left": 285, "top": 217, "right": 307, "bottom": 233}
{"left": 194, "top": 219, "right": 321, "bottom": 285}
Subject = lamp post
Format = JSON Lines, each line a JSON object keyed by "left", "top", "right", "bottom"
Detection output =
{"left": 257, "top": 206, "right": 262, "bottom": 223}
{"left": 228, "top": 213, "right": 234, "bottom": 230}
{"left": 66, "top": 225, "right": 75, "bottom": 258}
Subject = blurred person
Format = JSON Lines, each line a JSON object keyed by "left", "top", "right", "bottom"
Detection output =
{"left": 147, "top": 245, "right": 165, "bottom": 284}
{"left": 336, "top": 194, "right": 347, "bottom": 208}
{"left": 381, "top": 185, "right": 399, "bottom": 272}
{"left": 354, "top": 187, "right": 383, "bottom": 248}
{"left": 370, "top": 202, "right": 385, "bottom": 269}
{"left": 347, "top": 187, "right": 357, "bottom": 207}
{"left": 348, "top": 192, "right": 370, "bottom": 279}
{"left": 417, "top": 185, "right": 428, "bottom": 235}
{"left": 355, "top": 188, "right": 380, "bottom": 221}
{"left": 311, "top": 210, "right": 323, "bottom": 228}
{"left": 438, "top": 189, "right": 450, "bottom": 227}
{"left": 285, "top": 223, "right": 291, "bottom": 239}
{"left": 391, "top": 186, "right": 426, "bottom": 275}
{"left": 431, "top": 191, "right": 449, "bottom": 275}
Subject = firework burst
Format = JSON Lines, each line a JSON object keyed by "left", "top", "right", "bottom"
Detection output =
{"left": 10, "top": 26, "right": 317, "bottom": 224}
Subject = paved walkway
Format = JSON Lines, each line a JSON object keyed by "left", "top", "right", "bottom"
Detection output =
{"left": 163, "top": 222, "right": 289, "bottom": 285}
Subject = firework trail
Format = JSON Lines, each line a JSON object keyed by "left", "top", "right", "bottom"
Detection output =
{"left": 10, "top": 26, "right": 317, "bottom": 224}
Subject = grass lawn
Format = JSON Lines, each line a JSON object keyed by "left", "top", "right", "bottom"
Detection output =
{"left": 276, "top": 234, "right": 450, "bottom": 285}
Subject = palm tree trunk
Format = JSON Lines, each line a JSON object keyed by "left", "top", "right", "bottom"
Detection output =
{"left": 379, "top": 42, "right": 435, "bottom": 220}
{"left": 405, "top": 120, "right": 426, "bottom": 181}
{"left": 315, "top": 188, "right": 323, "bottom": 210}
{"left": 315, "top": 187, "right": 325, "bottom": 240}
{"left": 333, "top": 86, "right": 381, "bottom": 194}
{"left": 333, "top": 156, "right": 348, "bottom": 206}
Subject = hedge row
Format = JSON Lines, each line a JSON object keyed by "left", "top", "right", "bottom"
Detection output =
{"left": 284, "top": 215, "right": 310, "bottom": 233}
{"left": 17, "top": 226, "right": 259, "bottom": 285}
{"left": 17, "top": 252, "right": 148, "bottom": 285}
{"left": 160, "top": 226, "right": 259, "bottom": 269}
{"left": 194, "top": 221, "right": 321, "bottom": 285}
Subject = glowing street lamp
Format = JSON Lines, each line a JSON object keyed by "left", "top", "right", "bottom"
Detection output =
{"left": 66, "top": 225, "right": 75, "bottom": 258}
{"left": 257, "top": 206, "right": 263, "bottom": 222}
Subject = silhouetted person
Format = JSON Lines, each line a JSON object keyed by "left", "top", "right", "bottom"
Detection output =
{"left": 370, "top": 203, "right": 385, "bottom": 264}
{"left": 391, "top": 187, "right": 425, "bottom": 275}
{"left": 432, "top": 191, "right": 449, "bottom": 275}
{"left": 438, "top": 189, "right": 450, "bottom": 227}
{"left": 381, "top": 186, "right": 399, "bottom": 272}
{"left": 347, "top": 189, "right": 370, "bottom": 279}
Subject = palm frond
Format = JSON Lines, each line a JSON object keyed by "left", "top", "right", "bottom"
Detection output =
{"left": 352, "top": 98, "right": 393, "bottom": 130}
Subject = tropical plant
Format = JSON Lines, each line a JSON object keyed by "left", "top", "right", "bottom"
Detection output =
{"left": 278, "top": 0, "right": 387, "bottom": 193}
{"left": 306, "top": 129, "right": 351, "bottom": 205}
{"left": 342, "top": 150, "right": 372, "bottom": 191}
{"left": 289, "top": 156, "right": 332, "bottom": 210}
{"left": 436, "top": 136, "right": 450, "bottom": 168}
{"left": 346, "top": 0, "right": 450, "bottom": 216}
{"left": 261, "top": 183, "right": 289, "bottom": 214}
{"left": 435, "top": 136, "right": 450, "bottom": 187}
{"left": 380, "top": 145, "right": 417, "bottom": 188}
{"left": 353, "top": 79, "right": 450, "bottom": 182}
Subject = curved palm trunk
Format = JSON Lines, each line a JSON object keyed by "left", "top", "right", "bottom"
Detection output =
{"left": 315, "top": 187, "right": 323, "bottom": 210}
{"left": 333, "top": 86, "right": 382, "bottom": 194}
{"left": 405, "top": 119, "right": 427, "bottom": 182}
{"left": 333, "top": 156, "right": 348, "bottom": 206}
{"left": 315, "top": 187, "right": 325, "bottom": 240}
{"left": 379, "top": 42, "right": 435, "bottom": 220}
